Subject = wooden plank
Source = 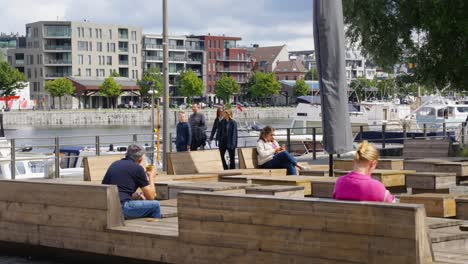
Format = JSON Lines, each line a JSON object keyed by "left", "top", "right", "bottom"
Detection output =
{"left": 334, "top": 170, "right": 408, "bottom": 187}
{"left": 403, "top": 139, "right": 451, "bottom": 159}
{"left": 168, "top": 182, "right": 250, "bottom": 199}
{"left": 399, "top": 193, "right": 458, "bottom": 218}
{"left": 245, "top": 185, "right": 304, "bottom": 197}
{"left": 309, "top": 178, "right": 337, "bottom": 198}
{"left": 405, "top": 172, "right": 457, "bottom": 190}
{"left": 249, "top": 176, "right": 318, "bottom": 196}
{"left": 455, "top": 198, "right": 468, "bottom": 220}
{"left": 299, "top": 169, "right": 329, "bottom": 176}
{"left": 83, "top": 155, "right": 123, "bottom": 182}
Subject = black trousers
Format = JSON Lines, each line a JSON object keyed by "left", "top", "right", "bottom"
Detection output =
{"left": 219, "top": 148, "right": 235, "bottom": 170}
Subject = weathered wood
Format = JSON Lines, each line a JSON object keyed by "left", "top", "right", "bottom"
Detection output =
{"left": 168, "top": 182, "right": 250, "bottom": 199}
{"left": 399, "top": 193, "right": 459, "bottom": 218}
{"left": 309, "top": 177, "right": 337, "bottom": 198}
{"left": 155, "top": 181, "right": 192, "bottom": 200}
{"left": 299, "top": 169, "right": 329, "bottom": 176}
{"left": 403, "top": 139, "right": 451, "bottom": 159}
{"left": 412, "top": 188, "right": 450, "bottom": 194}
{"left": 178, "top": 191, "right": 433, "bottom": 264}
{"left": 249, "top": 176, "right": 322, "bottom": 196}
{"left": 455, "top": 198, "right": 468, "bottom": 220}
{"left": 83, "top": 155, "right": 123, "bottom": 183}
{"left": 238, "top": 147, "right": 258, "bottom": 169}
{"left": 245, "top": 185, "right": 304, "bottom": 197}
{"left": 334, "top": 159, "right": 403, "bottom": 171}
{"left": 334, "top": 169, "right": 413, "bottom": 187}
{"left": 406, "top": 172, "right": 457, "bottom": 190}
{"left": 404, "top": 158, "right": 451, "bottom": 172}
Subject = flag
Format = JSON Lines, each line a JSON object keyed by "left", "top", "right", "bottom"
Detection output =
{"left": 236, "top": 103, "right": 243, "bottom": 112}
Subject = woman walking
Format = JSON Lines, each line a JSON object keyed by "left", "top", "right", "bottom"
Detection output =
{"left": 218, "top": 109, "right": 238, "bottom": 170}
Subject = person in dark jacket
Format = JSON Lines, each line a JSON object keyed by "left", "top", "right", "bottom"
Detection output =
{"left": 189, "top": 104, "right": 207, "bottom": 150}
{"left": 218, "top": 109, "right": 238, "bottom": 170}
{"left": 176, "top": 111, "right": 191, "bottom": 152}
{"left": 209, "top": 107, "right": 224, "bottom": 145}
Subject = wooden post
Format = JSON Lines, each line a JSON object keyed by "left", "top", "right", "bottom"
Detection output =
{"left": 312, "top": 127, "right": 317, "bottom": 160}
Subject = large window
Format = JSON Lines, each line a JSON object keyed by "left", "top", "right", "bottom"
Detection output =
{"left": 78, "top": 41, "right": 88, "bottom": 51}
{"left": 44, "top": 25, "right": 71, "bottom": 37}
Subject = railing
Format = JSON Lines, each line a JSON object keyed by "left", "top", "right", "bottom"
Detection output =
{"left": 46, "top": 60, "right": 72, "bottom": 65}
{"left": 45, "top": 72, "right": 70, "bottom": 78}
{"left": 145, "top": 56, "right": 163, "bottom": 61}
{"left": 119, "top": 60, "right": 129, "bottom": 65}
{"left": 217, "top": 68, "right": 250, "bottom": 73}
{"left": 118, "top": 47, "right": 128, "bottom": 52}
{"left": 186, "top": 45, "right": 203, "bottom": 51}
{"left": 15, "top": 59, "right": 24, "bottom": 65}
{"left": 187, "top": 58, "right": 202, "bottom": 63}
{"left": 216, "top": 56, "right": 250, "bottom": 62}
{"left": 144, "top": 44, "right": 163, "bottom": 49}
{"left": 3, "top": 121, "right": 467, "bottom": 180}
{"left": 44, "top": 45, "right": 71, "bottom": 51}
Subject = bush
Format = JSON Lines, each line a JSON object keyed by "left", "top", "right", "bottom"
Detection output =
{"left": 456, "top": 148, "right": 468, "bottom": 157}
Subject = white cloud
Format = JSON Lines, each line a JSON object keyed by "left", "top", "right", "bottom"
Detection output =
{"left": 0, "top": 0, "right": 314, "bottom": 50}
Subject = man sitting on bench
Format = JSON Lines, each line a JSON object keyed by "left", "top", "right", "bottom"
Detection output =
{"left": 102, "top": 144, "right": 161, "bottom": 219}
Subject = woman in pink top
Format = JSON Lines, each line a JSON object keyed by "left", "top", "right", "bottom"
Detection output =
{"left": 333, "top": 140, "right": 394, "bottom": 203}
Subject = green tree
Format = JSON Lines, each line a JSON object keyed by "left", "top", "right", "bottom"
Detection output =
{"left": 349, "top": 78, "right": 378, "bottom": 102}
{"left": 343, "top": 0, "right": 467, "bottom": 90}
{"left": 44, "top": 78, "right": 75, "bottom": 110}
{"left": 293, "top": 79, "right": 309, "bottom": 97}
{"left": 248, "top": 72, "right": 281, "bottom": 104}
{"left": 304, "top": 68, "right": 319, "bottom": 81}
{"left": 99, "top": 77, "right": 122, "bottom": 109}
{"left": 215, "top": 74, "right": 240, "bottom": 103}
{"left": 111, "top": 70, "right": 120, "bottom": 77}
{"left": 177, "top": 69, "right": 203, "bottom": 104}
{"left": 0, "top": 61, "right": 27, "bottom": 110}
{"left": 137, "top": 67, "right": 163, "bottom": 108}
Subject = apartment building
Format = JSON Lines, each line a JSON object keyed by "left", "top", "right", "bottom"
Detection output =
{"left": 7, "top": 21, "right": 142, "bottom": 109}
{"left": 194, "top": 35, "right": 250, "bottom": 103}
{"left": 142, "top": 34, "right": 205, "bottom": 104}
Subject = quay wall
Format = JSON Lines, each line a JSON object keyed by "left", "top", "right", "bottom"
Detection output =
{"left": 2, "top": 107, "right": 296, "bottom": 126}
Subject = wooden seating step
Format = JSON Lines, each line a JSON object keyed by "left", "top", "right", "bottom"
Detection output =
{"left": 433, "top": 249, "right": 468, "bottom": 264}
{"left": 459, "top": 225, "right": 468, "bottom": 231}
{"left": 400, "top": 193, "right": 462, "bottom": 218}
{"left": 159, "top": 199, "right": 177, "bottom": 207}
{"left": 406, "top": 172, "right": 457, "bottom": 194}
{"left": 248, "top": 176, "right": 324, "bottom": 196}
{"left": 404, "top": 158, "right": 453, "bottom": 172}
{"left": 168, "top": 182, "right": 252, "bottom": 199}
{"left": 334, "top": 158, "right": 403, "bottom": 170}
{"left": 455, "top": 198, "right": 468, "bottom": 220}
{"left": 403, "top": 139, "right": 451, "bottom": 159}
{"left": 309, "top": 177, "right": 337, "bottom": 198}
{"left": 334, "top": 169, "right": 414, "bottom": 187}
{"left": 160, "top": 206, "right": 177, "bottom": 218}
{"left": 245, "top": 185, "right": 304, "bottom": 197}
{"left": 427, "top": 217, "right": 465, "bottom": 229}
{"left": 220, "top": 175, "right": 280, "bottom": 184}
{"left": 430, "top": 225, "right": 468, "bottom": 243}
{"left": 299, "top": 169, "right": 329, "bottom": 176}
{"left": 113, "top": 217, "right": 179, "bottom": 238}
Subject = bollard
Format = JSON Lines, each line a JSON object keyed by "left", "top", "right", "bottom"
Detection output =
{"left": 443, "top": 123, "right": 446, "bottom": 138}
{"left": 95, "top": 136, "right": 100, "bottom": 156}
{"left": 10, "top": 139, "right": 15, "bottom": 180}
{"left": 423, "top": 124, "right": 427, "bottom": 139}
{"left": 462, "top": 122, "right": 466, "bottom": 146}
{"left": 403, "top": 123, "right": 407, "bottom": 141}
{"left": 169, "top": 132, "right": 173, "bottom": 152}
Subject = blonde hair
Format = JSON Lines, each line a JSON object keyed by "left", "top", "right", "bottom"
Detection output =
{"left": 354, "top": 140, "right": 379, "bottom": 163}
{"left": 224, "top": 109, "right": 233, "bottom": 120}
{"left": 178, "top": 111, "right": 187, "bottom": 122}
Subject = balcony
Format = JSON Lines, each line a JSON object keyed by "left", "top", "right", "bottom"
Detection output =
{"left": 217, "top": 56, "right": 250, "bottom": 62}
{"left": 45, "top": 72, "right": 70, "bottom": 78}
{"left": 119, "top": 47, "right": 128, "bottom": 52}
{"left": 144, "top": 44, "right": 163, "bottom": 50}
{"left": 15, "top": 60, "right": 24, "bottom": 65}
{"left": 44, "top": 45, "right": 71, "bottom": 51}
{"left": 217, "top": 68, "right": 250, "bottom": 73}
{"left": 119, "top": 60, "right": 129, "bottom": 65}
{"left": 168, "top": 45, "right": 186, "bottom": 50}
{"left": 187, "top": 58, "right": 202, "bottom": 64}
{"left": 44, "top": 32, "right": 71, "bottom": 38}
{"left": 45, "top": 59, "right": 72, "bottom": 65}
{"left": 145, "top": 56, "right": 163, "bottom": 61}
{"left": 186, "top": 45, "right": 203, "bottom": 51}
{"left": 169, "top": 57, "right": 186, "bottom": 62}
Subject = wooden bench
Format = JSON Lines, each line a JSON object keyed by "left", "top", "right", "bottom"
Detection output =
{"left": 406, "top": 172, "right": 457, "bottom": 194}
{"left": 399, "top": 193, "right": 463, "bottom": 218}
{"left": 167, "top": 149, "right": 286, "bottom": 176}
{"left": 83, "top": 155, "right": 123, "bottom": 183}
{"left": 334, "top": 158, "right": 404, "bottom": 170}
{"left": 403, "top": 138, "right": 452, "bottom": 159}
{"left": 309, "top": 177, "right": 337, "bottom": 198}
{"left": 178, "top": 191, "right": 434, "bottom": 263}
{"left": 404, "top": 158, "right": 454, "bottom": 172}
{"left": 167, "top": 181, "right": 252, "bottom": 199}
{"left": 334, "top": 169, "right": 414, "bottom": 187}
{"left": 247, "top": 176, "right": 328, "bottom": 196}
{"left": 245, "top": 185, "right": 304, "bottom": 197}
{"left": 219, "top": 175, "right": 278, "bottom": 184}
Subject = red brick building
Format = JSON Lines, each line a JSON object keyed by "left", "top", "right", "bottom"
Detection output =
{"left": 274, "top": 60, "right": 307, "bottom": 81}
{"left": 194, "top": 35, "right": 250, "bottom": 103}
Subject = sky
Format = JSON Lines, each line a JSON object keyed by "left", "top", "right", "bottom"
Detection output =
{"left": 0, "top": 0, "right": 314, "bottom": 51}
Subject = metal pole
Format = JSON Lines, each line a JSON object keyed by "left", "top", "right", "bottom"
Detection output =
{"left": 329, "top": 154, "right": 334, "bottom": 177}
{"left": 151, "top": 85, "right": 155, "bottom": 164}
{"left": 442, "top": 122, "right": 446, "bottom": 139}
{"left": 359, "top": 125, "right": 363, "bottom": 142}
{"left": 169, "top": 132, "right": 173, "bottom": 153}
{"left": 382, "top": 124, "right": 386, "bottom": 149}
{"left": 462, "top": 122, "right": 466, "bottom": 146}
{"left": 423, "top": 124, "right": 427, "bottom": 139}
{"left": 54, "top": 137, "right": 60, "bottom": 179}
{"left": 286, "top": 128, "right": 291, "bottom": 153}
{"left": 162, "top": 0, "right": 170, "bottom": 171}
{"left": 95, "top": 136, "right": 100, "bottom": 156}
{"left": 10, "top": 139, "right": 15, "bottom": 180}
{"left": 312, "top": 127, "right": 317, "bottom": 160}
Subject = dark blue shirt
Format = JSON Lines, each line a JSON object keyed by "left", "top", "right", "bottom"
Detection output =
{"left": 101, "top": 158, "right": 149, "bottom": 205}
{"left": 176, "top": 122, "right": 192, "bottom": 150}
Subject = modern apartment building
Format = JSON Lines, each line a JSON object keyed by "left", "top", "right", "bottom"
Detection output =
{"left": 7, "top": 21, "right": 142, "bottom": 109}
{"left": 142, "top": 34, "right": 205, "bottom": 104}
{"left": 194, "top": 35, "right": 250, "bottom": 103}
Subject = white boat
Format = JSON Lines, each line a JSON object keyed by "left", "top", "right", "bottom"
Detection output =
{"left": 414, "top": 102, "right": 468, "bottom": 131}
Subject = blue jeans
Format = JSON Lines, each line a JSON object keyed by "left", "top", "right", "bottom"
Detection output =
{"left": 260, "top": 151, "right": 297, "bottom": 175}
{"left": 122, "top": 200, "right": 161, "bottom": 219}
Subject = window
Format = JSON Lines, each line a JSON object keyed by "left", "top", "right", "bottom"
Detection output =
{"left": 95, "top": 29, "right": 99, "bottom": 38}
{"left": 96, "top": 69, "right": 99, "bottom": 77}
{"left": 40, "top": 68, "right": 43, "bottom": 77}
{"left": 78, "top": 68, "right": 81, "bottom": 76}
{"left": 107, "top": 42, "right": 110, "bottom": 52}
{"left": 98, "top": 56, "right": 102, "bottom": 65}
{"left": 285, "top": 76, "right": 289, "bottom": 80}
{"left": 132, "top": 57, "right": 137, "bottom": 66}
{"left": 109, "top": 29, "right": 112, "bottom": 39}
{"left": 27, "top": 68, "right": 31, "bottom": 78}
{"left": 78, "top": 55, "right": 83, "bottom": 65}
{"left": 88, "top": 55, "right": 91, "bottom": 65}
{"left": 100, "top": 69, "right": 105, "bottom": 77}
{"left": 89, "top": 41, "right": 92, "bottom": 51}
{"left": 97, "top": 42, "right": 102, "bottom": 52}
{"left": 110, "top": 43, "right": 116, "bottom": 52}
{"left": 88, "top": 28, "right": 92, "bottom": 38}
{"left": 86, "top": 68, "right": 91, "bottom": 77}
{"left": 107, "top": 56, "right": 112, "bottom": 65}
{"left": 34, "top": 68, "right": 37, "bottom": 78}
{"left": 78, "top": 41, "right": 88, "bottom": 51}
{"left": 77, "top": 28, "right": 81, "bottom": 38}
{"left": 134, "top": 44, "right": 138, "bottom": 54}
{"left": 131, "top": 31, "right": 137, "bottom": 41}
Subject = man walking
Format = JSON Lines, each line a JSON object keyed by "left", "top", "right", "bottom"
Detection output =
{"left": 189, "top": 103, "right": 207, "bottom": 150}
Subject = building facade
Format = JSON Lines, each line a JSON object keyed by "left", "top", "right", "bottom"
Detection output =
{"left": 195, "top": 35, "right": 250, "bottom": 103}
{"left": 7, "top": 21, "right": 142, "bottom": 109}
{"left": 142, "top": 34, "right": 205, "bottom": 104}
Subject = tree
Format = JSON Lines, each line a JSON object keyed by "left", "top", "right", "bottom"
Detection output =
{"left": 0, "top": 61, "right": 27, "bottom": 110}
{"left": 304, "top": 68, "right": 319, "bottom": 81}
{"left": 137, "top": 67, "right": 163, "bottom": 108}
{"left": 247, "top": 72, "right": 281, "bottom": 103}
{"left": 343, "top": 0, "right": 467, "bottom": 90}
{"left": 349, "top": 78, "right": 377, "bottom": 102}
{"left": 293, "top": 79, "right": 309, "bottom": 97}
{"left": 177, "top": 69, "right": 203, "bottom": 104}
{"left": 215, "top": 74, "right": 240, "bottom": 103}
{"left": 44, "top": 78, "right": 75, "bottom": 110}
{"left": 111, "top": 70, "right": 120, "bottom": 77}
{"left": 99, "top": 77, "right": 122, "bottom": 108}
